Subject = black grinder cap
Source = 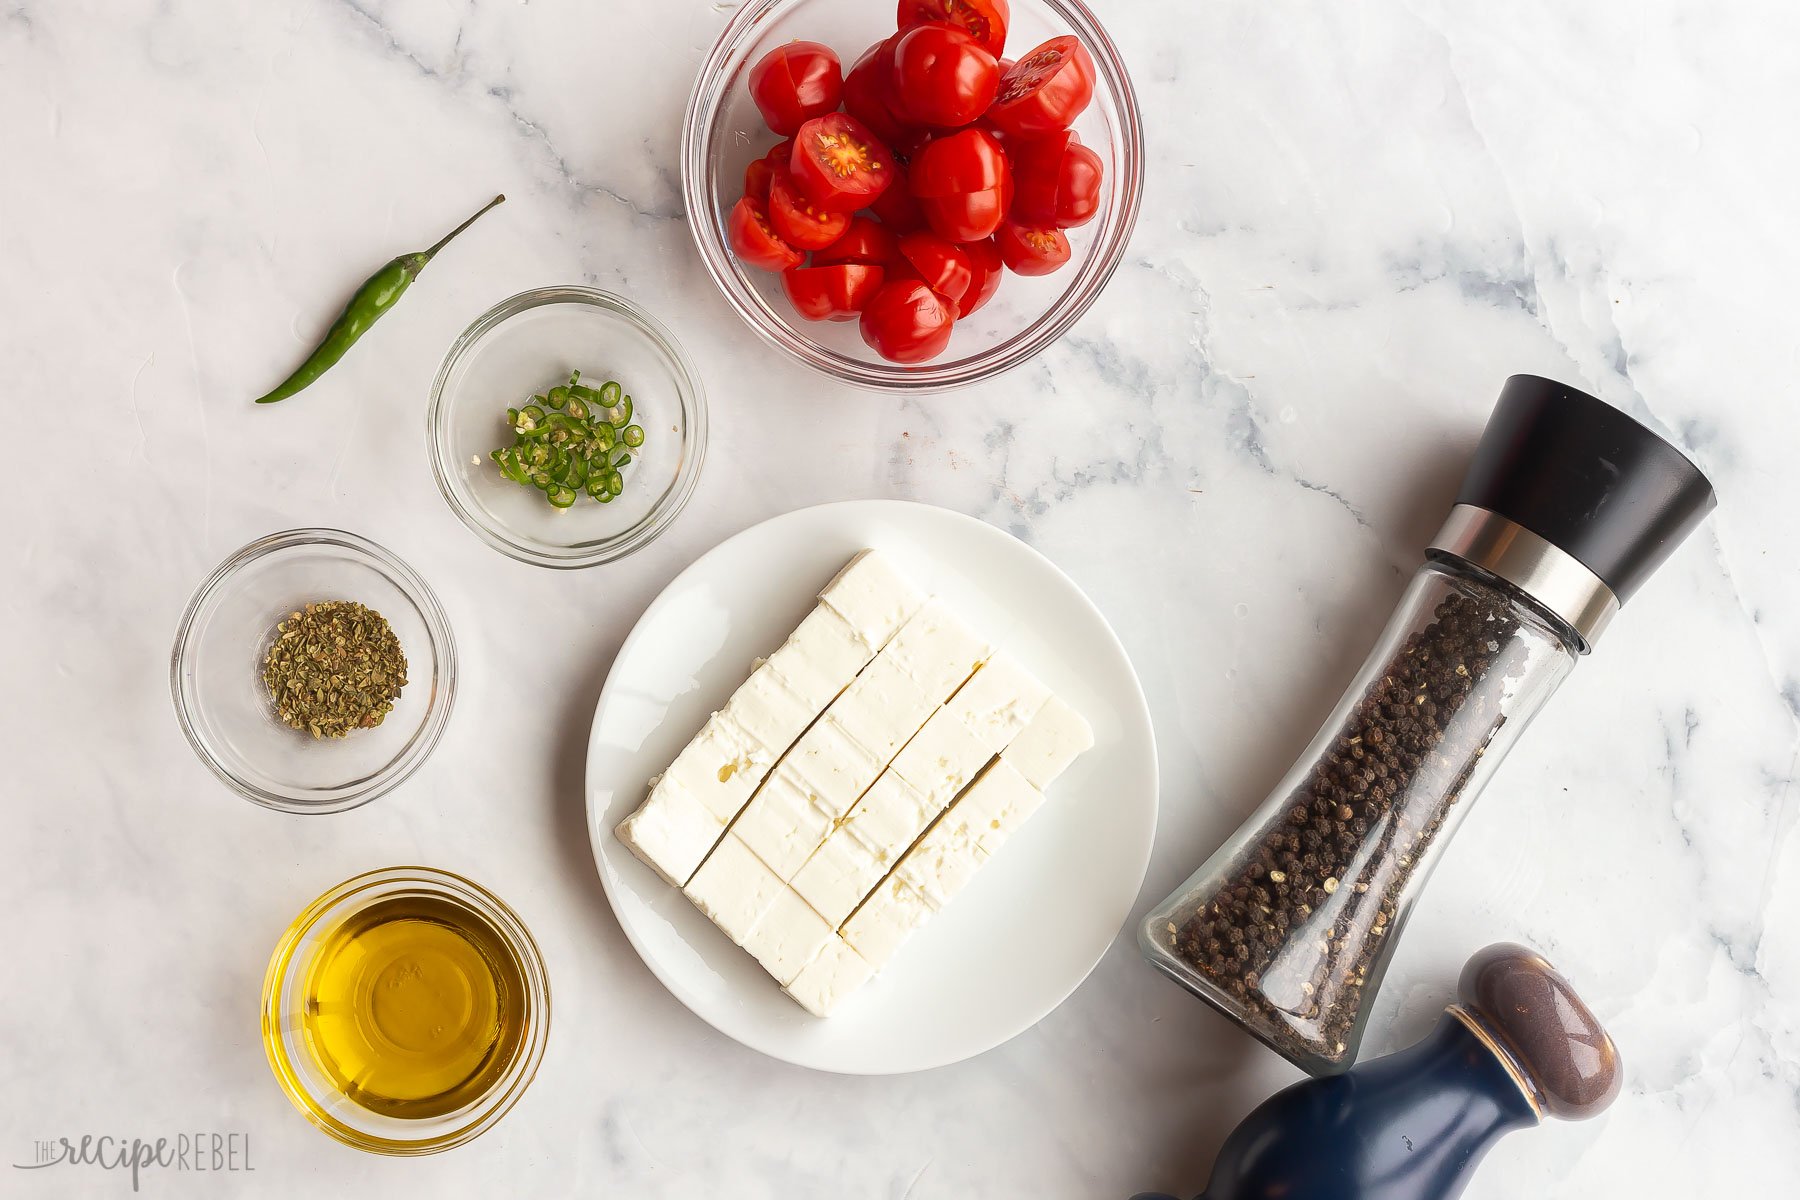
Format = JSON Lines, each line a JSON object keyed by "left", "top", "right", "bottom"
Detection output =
{"left": 1456, "top": 375, "right": 1715, "bottom": 603}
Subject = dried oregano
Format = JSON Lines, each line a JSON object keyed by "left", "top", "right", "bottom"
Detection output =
{"left": 262, "top": 600, "right": 407, "bottom": 738}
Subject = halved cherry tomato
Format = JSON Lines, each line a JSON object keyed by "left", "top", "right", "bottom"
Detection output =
{"left": 859, "top": 278, "right": 957, "bottom": 362}
{"left": 898, "top": 0, "right": 1009, "bottom": 59}
{"left": 1010, "top": 131, "right": 1103, "bottom": 227}
{"left": 790, "top": 113, "right": 898, "bottom": 211}
{"left": 996, "top": 219, "right": 1070, "bottom": 275}
{"left": 728, "top": 195, "right": 804, "bottom": 271}
{"left": 768, "top": 167, "right": 851, "bottom": 250}
{"left": 842, "top": 39, "right": 911, "bottom": 145}
{"left": 748, "top": 42, "right": 843, "bottom": 136}
{"left": 745, "top": 158, "right": 775, "bottom": 202}
{"left": 782, "top": 263, "right": 886, "bottom": 322}
{"left": 813, "top": 216, "right": 899, "bottom": 267}
{"left": 986, "top": 35, "right": 1095, "bottom": 135}
{"left": 919, "top": 173, "right": 1011, "bottom": 242}
{"left": 911, "top": 128, "right": 1009, "bottom": 197}
{"left": 957, "top": 236, "right": 1003, "bottom": 316}
{"left": 890, "top": 24, "right": 999, "bottom": 128}
{"left": 868, "top": 175, "right": 927, "bottom": 232}
{"left": 896, "top": 232, "right": 973, "bottom": 304}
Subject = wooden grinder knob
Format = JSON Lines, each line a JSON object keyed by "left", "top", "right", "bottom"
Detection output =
{"left": 1456, "top": 942, "right": 1622, "bottom": 1121}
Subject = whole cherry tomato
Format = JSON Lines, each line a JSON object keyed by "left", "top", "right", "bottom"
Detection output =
{"left": 890, "top": 24, "right": 999, "bottom": 128}
{"left": 1010, "top": 131, "right": 1103, "bottom": 227}
{"left": 728, "top": 196, "right": 804, "bottom": 271}
{"left": 859, "top": 278, "right": 957, "bottom": 362}
{"left": 898, "top": 0, "right": 1010, "bottom": 58}
{"left": 842, "top": 38, "right": 911, "bottom": 145}
{"left": 896, "top": 232, "right": 973, "bottom": 304}
{"left": 868, "top": 174, "right": 928, "bottom": 232}
{"left": 782, "top": 263, "right": 887, "bottom": 321}
{"left": 986, "top": 35, "right": 1095, "bottom": 135}
{"left": 957, "top": 236, "right": 1004, "bottom": 317}
{"left": 911, "top": 128, "right": 1009, "bottom": 196}
{"left": 813, "top": 216, "right": 899, "bottom": 267}
{"left": 768, "top": 167, "right": 852, "bottom": 249}
{"left": 996, "top": 219, "right": 1070, "bottom": 275}
{"left": 748, "top": 41, "right": 843, "bottom": 136}
{"left": 789, "top": 113, "right": 898, "bottom": 211}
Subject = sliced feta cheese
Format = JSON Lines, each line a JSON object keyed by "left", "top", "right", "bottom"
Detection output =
{"left": 841, "top": 875, "right": 934, "bottom": 969}
{"left": 829, "top": 654, "right": 937, "bottom": 762}
{"left": 1002, "top": 694, "right": 1094, "bottom": 788}
{"left": 891, "top": 707, "right": 995, "bottom": 813}
{"left": 791, "top": 832, "right": 889, "bottom": 926}
{"left": 787, "top": 716, "right": 882, "bottom": 817}
{"left": 883, "top": 599, "right": 992, "bottom": 701}
{"left": 817, "top": 550, "right": 925, "bottom": 649}
{"left": 682, "top": 835, "right": 784, "bottom": 945}
{"left": 953, "top": 758, "right": 1046, "bottom": 856}
{"left": 723, "top": 664, "right": 819, "bottom": 757}
{"left": 766, "top": 604, "right": 875, "bottom": 713}
{"left": 897, "top": 808, "right": 986, "bottom": 910}
{"left": 841, "top": 771, "right": 935, "bottom": 867}
{"left": 731, "top": 766, "right": 833, "bottom": 880}
{"left": 944, "top": 652, "right": 1051, "bottom": 754}
{"left": 664, "top": 714, "right": 776, "bottom": 823}
{"left": 742, "top": 888, "right": 834, "bottom": 986}
{"left": 783, "top": 937, "right": 875, "bottom": 1017}
{"left": 613, "top": 777, "right": 724, "bottom": 887}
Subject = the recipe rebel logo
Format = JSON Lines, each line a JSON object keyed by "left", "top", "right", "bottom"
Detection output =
{"left": 12, "top": 1131, "right": 254, "bottom": 1191}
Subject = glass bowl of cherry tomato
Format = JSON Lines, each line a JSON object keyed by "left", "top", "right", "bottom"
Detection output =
{"left": 683, "top": 0, "right": 1143, "bottom": 391}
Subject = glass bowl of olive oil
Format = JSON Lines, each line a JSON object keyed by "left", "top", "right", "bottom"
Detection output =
{"left": 262, "top": 867, "right": 550, "bottom": 1155}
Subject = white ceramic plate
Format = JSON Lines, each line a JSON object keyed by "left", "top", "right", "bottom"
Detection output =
{"left": 585, "top": 500, "right": 1158, "bottom": 1074}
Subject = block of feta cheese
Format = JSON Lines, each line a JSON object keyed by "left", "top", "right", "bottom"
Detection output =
{"left": 953, "top": 758, "right": 1046, "bottom": 857}
{"left": 683, "top": 835, "right": 785, "bottom": 946}
{"left": 896, "top": 805, "right": 987, "bottom": 910}
{"left": 765, "top": 604, "right": 877, "bottom": 714}
{"left": 791, "top": 832, "right": 889, "bottom": 927}
{"left": 882, "top": 599, "right": 992, "bottom": 701}
{"left": 841, "top": 771, "right": 937, "bottom": 868}
{"left": 723, "top": 664, "right": 820, "bottom": 759}
{"left": 829, "top": 654, "right": 938, "bottom": 762}
{"left": 787, "top": 716, "right": 883, "bottom": 817}
{"left": 663, "top": 714, "right": 777, "bottom": 824}
{"left": 945, "top": 652, "right": 1051, "bottom": 754}
{"left": 731, "top": 765, "right": 834, "bottom": 880}
{"left": 891, "top": 706, "right": 995, "bottom": 813}
{"left": 613, "top": 776, "right": 724, "bottom": 887}
{"left": 783, "top": 937, "right": 876, "bottom": 1017}
{"left": 817, "top": 550, "right": 925, "bottom": 649}
{"left": 1001, "top": 695, "right": 1094, "bottom": 789}
{"left": 842, "top": 875, "right": 934, "bottom": 969}
{"left": 741, "top": 888, "right": 835, "bottom": 986}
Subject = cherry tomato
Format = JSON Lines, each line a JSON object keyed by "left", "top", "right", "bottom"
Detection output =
{"left": 745, "top": 158, "right": 775, "bottom": 202}
{"left": 842, "top": 39, "right": 911, "bottom": 145}
{"left": 996, "top": 219, "right": 1070, "bottom": 275}
{"left": 859, "top": 278, "right": 957, "bottom": 362}
{"left": 957, "top": 236, "right": 1003, "bottom": 316}
{"left": 1010, "top": 131, "right": 1103, "bottom": 227}
{"left": 748, "top": 41, "right": 843, "bottom": 136}
{"left": 986, "top": 35, "right": 1095, "bottom": 135}
{"left": 919, "top": 174, "right": 1011, "bottom": 242}
{"left": 790, "top": 113, "right": 898, "bottom": 211}
{"left": 728, "top": 195, "right": 804, "bottom": 271}
{"left": 898, "top": 0, "right": 1009, "bottom": 58}
{"left": 813, "top": 216, "right": 899, "bottom": 267}
{"left": 890, "top": 24, "right": 999, "bottom": 128}
{"left": 896, "top": 232, "right": 973, "bottom": 304}
{"left": 782, "top": 263, "right": 887, "bottom": 322}
{"left": 910, "top": 128, "right": 1009, "bottom": 196}
{"left": 768, "top": 167, "right": 852, "bottom": 249}
{"left": 868, "top": 175, "right": 927, "bottom": 232}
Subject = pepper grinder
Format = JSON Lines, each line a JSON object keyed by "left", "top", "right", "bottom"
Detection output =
{"left": 1133, "top": 943, "right": 1622, "bottom": 1200}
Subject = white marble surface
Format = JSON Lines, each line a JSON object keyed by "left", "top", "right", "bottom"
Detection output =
{"left": 3, "top": 0, "right": 1797, "bottom": 1195}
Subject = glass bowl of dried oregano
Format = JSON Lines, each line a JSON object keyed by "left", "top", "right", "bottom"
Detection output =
{"left": 171, "top": 528, "right": 457, "bottom": 814}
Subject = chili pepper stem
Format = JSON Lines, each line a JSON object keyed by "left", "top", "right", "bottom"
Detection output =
{"left": 421, "top": 194, "right": 506, "bottom": 263}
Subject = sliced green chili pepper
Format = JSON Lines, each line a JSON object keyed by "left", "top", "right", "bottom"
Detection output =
{"left": 253, "top": 194, "right": 505, "bottom": 404}
{"left": 490, "top": 369, "right": 642, "bottom": 508}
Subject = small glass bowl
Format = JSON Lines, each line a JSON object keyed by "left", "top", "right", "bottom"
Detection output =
{"left": 170, "top": 529, "right": 457, "bottom": 814}
{"left": 427, "top": 286, "right": 708, "bottom": 568}
{"left": 261, "top": 867, "right": 551, "bottom": 1156}
{"left": 682, "top": 0, "right": 1144, "bottom": 391}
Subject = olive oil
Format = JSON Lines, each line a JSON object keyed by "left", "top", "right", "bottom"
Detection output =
{"left": 300, "top": 894, "right": 526, "bottom": 1120}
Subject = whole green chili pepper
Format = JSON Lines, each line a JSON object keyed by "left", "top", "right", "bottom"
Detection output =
{"left": 253, "top": 194, "right": 505, "bottom": 404}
